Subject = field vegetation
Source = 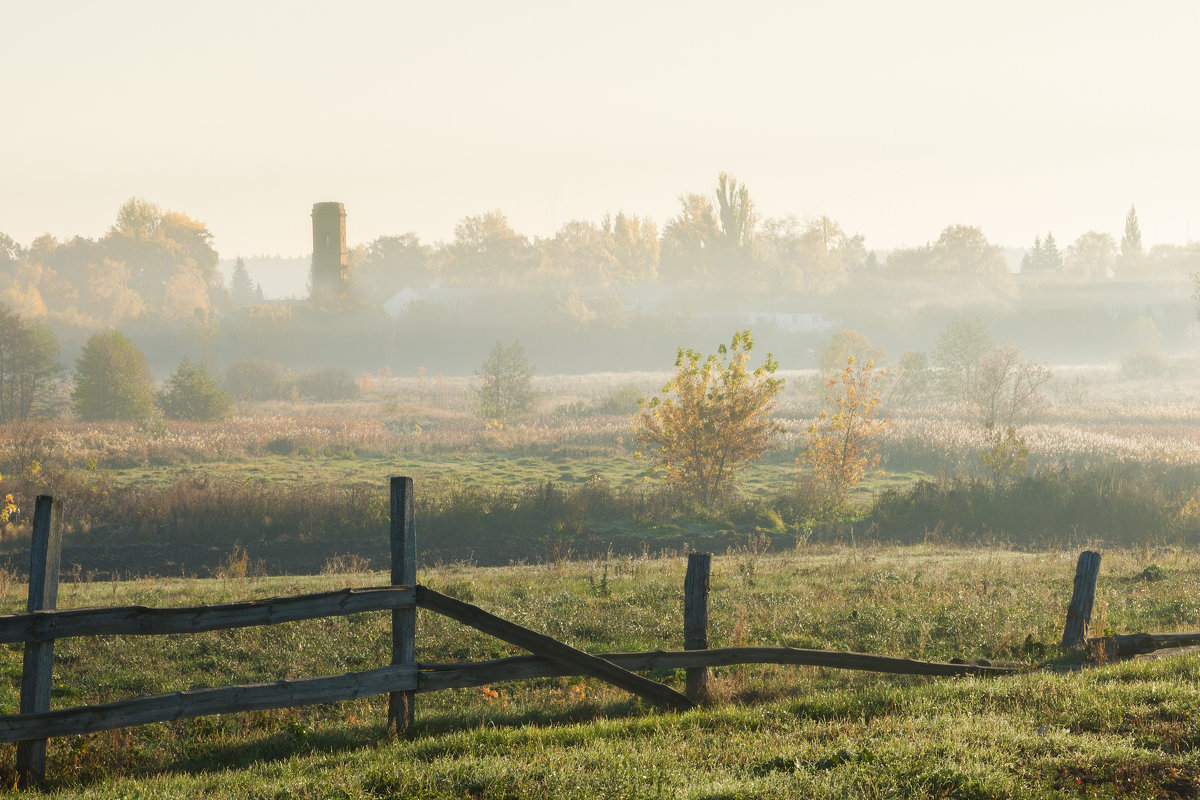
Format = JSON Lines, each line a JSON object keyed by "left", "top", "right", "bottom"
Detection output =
{"left": 0, "top": 546, "right": 1198, "bottom": 796}
{"left": 1, "top": 354, "right": 1200, "bottom": 793}
{"left": 4, "top": 363, "right": 1200, "bottom": 572}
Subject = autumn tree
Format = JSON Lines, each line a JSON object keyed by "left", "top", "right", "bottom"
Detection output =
{"left": 934, "top": 319, "right": 1051, "bottom": 427}
{"left": 476, "top": 340, "right": 536, "bottom": 420}
{"left": 757, "top": 215, "right": 864, "bottom": 293}
{"left": 604, "top": 212, "right": 659, "bottom": 283}
{"left": 72, "top": 330, "right": 157, "bottom": 421}
{"left": 1065, "top": 231, "right": 1117, "bottom": 280}
{"left": 660, "top": 193, "right": 718, "bottom": 281}
{"left": 933, "top": 319, "right": 995, "bottom": 404}
{"left": 804, "top": 357, "right": 890, "bottom": 515}
{"left": 357, "top": 233, "right": 431, "bottom": 298}
{"left": 441, "top": 211, "right": 533, "bottom": 285}
{"left": 818, "top": 329, "right": 887, "bottom": 381}
{"left": 635, "top": 330, "right": 783, "bottom": 509}
{"left": 660, "top": 172, "right": 757, "bottom": 283}
{"left": 970, "top": 346, "right": 1053, "bottom": 428}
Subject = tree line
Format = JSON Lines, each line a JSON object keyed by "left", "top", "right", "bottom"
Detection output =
{"left": 3, "top": 180, "right": 1195, "bottom": 333}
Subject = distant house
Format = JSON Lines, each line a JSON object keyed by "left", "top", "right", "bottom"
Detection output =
{"left": 382, "top": 286, "right": 485, "bottom": 317}
{"left": 741, "top": 309, "right": 837, "bottom": 334}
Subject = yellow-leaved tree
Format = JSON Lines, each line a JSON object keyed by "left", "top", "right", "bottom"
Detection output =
{"left": 804, "top": 357, "right": 891, "bottom": 517}
{"left": 635, "top": 330, "right": 784, "bottom": 510}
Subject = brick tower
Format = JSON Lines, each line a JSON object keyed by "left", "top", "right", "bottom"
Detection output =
{"left": 310, "top": 202, "right": 347, "bottom": 296}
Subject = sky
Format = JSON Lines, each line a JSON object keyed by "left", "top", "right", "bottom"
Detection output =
{"left": 3, "top": 1, "right": 1199, "bottom": 258}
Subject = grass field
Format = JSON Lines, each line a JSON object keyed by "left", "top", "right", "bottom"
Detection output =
{"left": 0, "top": 545, "right": 1198, "bottom": 797}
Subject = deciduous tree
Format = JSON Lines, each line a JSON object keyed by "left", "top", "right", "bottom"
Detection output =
{"left": 1119, "top": 204, "right": 1144, "bottom": 275}
{"left": 0, "top": 304, "right": 60, "bottom": 423}
{"left": 476, "top": 340, "right": 536, "bottom": 420}
{"left": 804, "top": 357, "right": 890, "bottom": 516}
{"left": 72, "top": 330, "right": 157, "bottom": 421}
{"left": 636, "top": 330, "right": 783, "bottom": 509}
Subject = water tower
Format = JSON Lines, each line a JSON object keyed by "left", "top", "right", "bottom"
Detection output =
{"left": 311, "top": 202, "right": 347, "bottom": 296}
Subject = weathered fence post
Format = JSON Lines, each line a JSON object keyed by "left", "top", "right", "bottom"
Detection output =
{"left": 16, "top": 496, "right": 64, "bottom": 788}
{"left": 684, "top": 552, "right": 712, "bottom": 702}
{"left": 388, "top": 477, "right": 417, "bottom": 735}
{"left": 1061, "top": 550, "right": 1102, "bottom": 649}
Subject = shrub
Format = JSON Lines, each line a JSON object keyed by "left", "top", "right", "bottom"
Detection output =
{"left": 295, "top": 367, "right": 361, "bottom": 402}
{"left": 224, "top": 358, "right": 291, "bottom": 401}
{"left": 596, "top": 384, "right": 642, "bottom": 414}
{"left": 1121, "top": 348, "right": 1171, "bottom": 380}
{"left": 159, "top": 358, "right": 233, "bottom": 421}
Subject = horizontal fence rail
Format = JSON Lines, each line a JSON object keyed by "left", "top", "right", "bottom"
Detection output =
{"left": 415, "top": 646, "right": 1023, "bottom": 692}
{"left": 0, "top": 586, "right": 416, "bottom": 644}
{"left": 0, "top": 664, "right": 419, "bottom": 742}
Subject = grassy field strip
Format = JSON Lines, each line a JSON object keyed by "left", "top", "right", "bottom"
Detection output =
{"left": 0, "top": 546, "right": 1193, "bottom": 794}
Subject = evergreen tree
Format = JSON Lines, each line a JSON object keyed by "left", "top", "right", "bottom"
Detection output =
{"left": 1119, "top": 204, "right": 1144, "bottom": 275}
{"left": 159, "top": 357, "right": 234, "bottom": 421}
{"left": 1042, "top": 232, "right": 1062, "bottom": 271}
{"left": 229, "top": 257, "right": 256, "bottom": 307}
{"left": 1021, "top": 235, "right": 1043, "bottom": 272}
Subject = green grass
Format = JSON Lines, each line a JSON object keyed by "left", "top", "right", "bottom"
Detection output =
{"left": 1, "top": 545, "right": 1198, "bottom": 796}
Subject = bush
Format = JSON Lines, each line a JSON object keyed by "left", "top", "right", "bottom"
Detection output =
{"left": 596, "top": 384, "right": 642, "bottom": 414}
{"left": 159, "top": 358, "right": 233, "bottom": 421}
{"left": 224, "top": 358, "right": 291, "bottom": 401}
{"left": 1120, "top": 348, "right": 1171, "bottom": 380}
{"left": 295, "top": 367, "right": 361, "bottom": 402}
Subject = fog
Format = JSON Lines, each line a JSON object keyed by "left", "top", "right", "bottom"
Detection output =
{"left": 2, "top": 189, "right": 1197, "bottom": 389}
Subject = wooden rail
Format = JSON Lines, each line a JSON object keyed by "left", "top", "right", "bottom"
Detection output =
{"left": 0, "top": 586, "right": 416, "bottom": 644}
{"left": 416, "top": 646, "right": 1021, "bottom": 692}
{"left": 416, "top": 586, "right": 694, "bottom": 711}
{"left": 0, "top": 665, "right": 418, "bottom": 742}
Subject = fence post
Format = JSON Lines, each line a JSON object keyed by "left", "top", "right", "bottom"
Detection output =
{"left": 1061, "top": 550, "right": 1102, "bottom": 649}
{"left": 16, "top": 496, "right": 64, "bottom": 788}
{"left": 388, "top": 477, "right": 416, "bottom": 735}
{"left": 684, "top": 552, "right": 712, "bottom": 702}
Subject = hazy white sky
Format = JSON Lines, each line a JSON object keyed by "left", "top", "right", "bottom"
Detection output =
{"left": 3, "top": 1, "right": 1198, "bottom": 258}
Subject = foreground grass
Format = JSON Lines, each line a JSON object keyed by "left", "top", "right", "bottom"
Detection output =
{"left": 0, "top": 545, "right": 1197, "bottom": 797}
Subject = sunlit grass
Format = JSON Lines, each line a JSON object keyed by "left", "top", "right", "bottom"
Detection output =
{"left": 0, "top": 545, "right": 1198, "bottom": 796}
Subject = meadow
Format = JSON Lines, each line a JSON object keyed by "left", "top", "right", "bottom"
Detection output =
{"left": 1, "top": 366, "right": 1200, "bottom": 795}
{"left": 4, "top": 366, "right": 1200, "bottom": 575}
{"left": 0, "top": 545, "right": 1198, "bottom": 797}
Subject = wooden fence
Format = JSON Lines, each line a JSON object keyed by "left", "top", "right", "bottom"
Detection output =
{"left": 0, "top": 477, "right": 1031, "bottom": 786}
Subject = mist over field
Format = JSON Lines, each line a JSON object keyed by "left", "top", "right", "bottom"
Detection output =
{"left": 7, "top": 4, "right": 1200, "bottom": 795}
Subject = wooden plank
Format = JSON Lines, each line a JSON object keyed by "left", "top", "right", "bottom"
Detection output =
{"left": 0, "top": 664, "right": 418, "bottom": 743}
{"left": 0, "top": 586, "right": 416, "bottom": 644}
{"left": 1061, "top": 550, "right": 1102, "bottom": 648}
{"left": 388, "top": 477, "right": 417, "bottom": 734}
{"left": 417, "top": 646, "right": 1024, "bottom": 692}
{"left": 16, "top": 495, "right": 63, "bottom": 788}
{"left": 1088, "top": 632, "right": 1200, "bottom": 658}
{"left": 683, "top": 553, "right": 712, "bottom": 701}
{"left": 416, "top": 586, "right": 695, "bottom": 711}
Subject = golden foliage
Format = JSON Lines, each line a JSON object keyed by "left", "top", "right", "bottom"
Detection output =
{"left": 635, "top": 330, "right": 783, "bottom": 509}
{"left": 804, "top": 357, "right": 891, "bottom": 515}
